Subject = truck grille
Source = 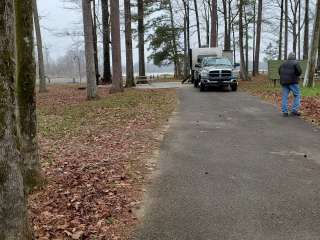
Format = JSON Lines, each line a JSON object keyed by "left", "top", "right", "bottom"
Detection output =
{"left": 209, "top": 70, "right": 232, "bottom": 79}
{"left": 209, "top": 71, "right": 220, "bottom": 78}
{"left": 221, "top": 70, "right": 232, "bottom": 77}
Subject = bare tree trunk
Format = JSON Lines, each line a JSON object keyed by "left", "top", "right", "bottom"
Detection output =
{"left": 252, "top": 1, "right": 256, "bottom": 70}
{"left": 0, "top": 0, "right": 32, "bottom": 238}
{"left": 298, "top": 0, "right": 301, "bottom": 59}
{"left": 222, "top": 0, "right": 231, "bottom": 50}
{"left": 16, "top": 0, "right": 42, "bottom": 194}
{"left": 239, "top": 0, "right": 250, "bottom": 80}
{"left": 303, "top": 0, "right": 309, "bottom": 59}
{"left": 33, "top": 0, "right": 46, "bottom": 92}
{"left": 303, "top": 0, "right": 320, "bottom": 87}
{"left": 169, "top": 0, "right": 181, "bottom": 78}
{"left": 183, "top": 0, "right": 190, "bottom": 78}
{"left": 253, "top": 0, "right": 263, "bottom": 76}
{"left": 291, "top": 0, "right": 298, "bottom": 56}
{"left": 284, "top": 0, "right": 288, "bottom": 59}
{"left": 110, "top": 0, "right": 123, "bottom": 93}
{"left": 92, "top": 0, "right": 100, "bottom": 85}
{"left": 101, "top": 0, "right": 112, "bottom": 84}
{"left": 279, "top": 0, "right": 284, "bottom": 60}
{"left": 138, "top": 0, "right": 146, "bottom": 76}
{"left": 244, "top": 9, "right": 249, "bottom": 73}
{"left": 210, "top": 0, "right": 217, "bottom": 47}
{"left": 82, "top": 0, "right": 97, "bottom": 99}
{"left": 194, "top": 0, "right": 202, "bottom": 47}
{"left": 318, "top": 37, "right": 320, "bottom": 70}
{"left": 124, "top": 0, "right": 135, "bottom": 87}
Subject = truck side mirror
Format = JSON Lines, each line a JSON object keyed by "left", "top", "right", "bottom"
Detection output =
{"left": 195, "top": 63, "right": 201, "bottom": 68}
{"left": 234, "top": 63, "right": 240, "bottom": 68}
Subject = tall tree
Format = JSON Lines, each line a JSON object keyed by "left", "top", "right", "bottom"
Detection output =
{"left": 183, "top": 0, "right": 190, "bottom": 78}
{"left": 303, "top": 0, "right": 309, "bottom": 59}
{"left": 124, "top": 0, "right": 135, "bottom": 87}
{"left": 82, "top": 0, "right": 97, "bottom": 99}
{"left": 289, "top": 0, "right": 299, "bottom": 56}
{"left": 284, "top": 0, "right": 288, "bottom": 59}
{"left": 168, "top": 0, "right": 182, "bottom": 78}
{"left": 194, "top": 0, "right": 202, "bottom": 47}
{"left": 0, "top": 0, "right": 33, "bottom": 238}
{"left": 16, "top": 0, "right": 42, "bottom": 193}
{"left": 210, "top": 0, "right": 217, "bottom": 47}
{"left": 253, "top": 0, "right": 263, "bottom": 76}
{"left": 303, "top": 0, "right": 320, "bottom": 87}
{"left": 138, "top": 0, "right": 146, "bottom": 76}
{"left": 222, "top": 0, "right": 233, "bottom": 51}
{"left": 239, "top": 0, "right": 250, "bottom": 80}
{"left": 110, "top": 0, "right": 123, "bottom": 93}
{"left": 92, "top": 0, "right": 99, "bottom": 84}
{"left": 33, "top": 0, "right": 46, "bottom": 92}
{"left": 278, "top": 0, "right": 284, "bottom": 60}
{"left": 101, "top": 0, "right": 112, "bottom": 84}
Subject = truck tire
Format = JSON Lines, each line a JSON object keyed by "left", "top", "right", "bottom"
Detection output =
{"left": 200, "top": 83, "right": 206, "bottom": 92}
{"left": 231, "top": 84, "right": 237, "bottom": 92}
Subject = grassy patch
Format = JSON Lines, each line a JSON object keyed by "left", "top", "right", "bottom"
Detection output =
{"left": 239, "top": 74, "right": 320, "bottom": 97}
{"left": 38, "top": 88, "right": 176, "bottom": 139}
{"left": 239, "top": 75, "right": 320, "bottom": 126}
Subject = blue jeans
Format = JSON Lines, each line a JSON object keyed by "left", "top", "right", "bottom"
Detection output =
{"left": 281, "top": 84, "right": 301, "bottom": 113}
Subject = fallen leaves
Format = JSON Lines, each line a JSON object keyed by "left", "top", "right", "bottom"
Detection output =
{"left": 29, "top": 85, "right": 177, "bottom": 239}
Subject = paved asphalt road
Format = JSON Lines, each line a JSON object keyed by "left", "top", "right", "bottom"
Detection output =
{"left": 132, "top": 86, "right": 320, "bottom": 240}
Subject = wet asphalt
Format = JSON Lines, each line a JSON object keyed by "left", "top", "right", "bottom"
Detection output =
{"left": 132, "top": 86, "right": 320, "bottom": 240}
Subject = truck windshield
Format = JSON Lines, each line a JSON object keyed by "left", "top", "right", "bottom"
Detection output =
{"left": 204, "top": 58, "right": 232, "bottom": 67}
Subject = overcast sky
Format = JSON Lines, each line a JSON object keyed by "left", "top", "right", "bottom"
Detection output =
{"left": 38, "top": 0, "right": 82, "bottom": 59}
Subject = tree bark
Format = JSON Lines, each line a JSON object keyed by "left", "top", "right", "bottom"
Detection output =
{"left": 194, "top": 0, "right": 202, "bottom": 47}
{"left": 92, "top": 0, "right": 100, "bottom": 85}
{"left": 16, "top": 0, "right": 42, "bottom": 194}
{"left": 124, "top": 0, "right": 135, "bottom": 87}
{"left": 244, "top": 9, "right": 249, "bottom": 73}
{"left": 168, "top": 0, "right": 181, "bottom": 78}
{"left": 239, "top": 0, "right": 249, "bottom": 80}
{"left": 252, "top": 1, "right": 256, "bottom": 71}
{"left": 183, "top": 0, "right": 190, "bottom": 78}
{"left": 222, "top": 0, "right": 231, "bottom": 50}
{"left": 210, "top": 0, "right": 217, "bottom": 47}
{"left": 0, "top": 0, "right": 32, "bottom": 238}
{"left": 298, "top": 0, "right": 301, "bottom": 59}
{"left": 284, "top": 0, "right": 288, "bottom": 59}
{"left": 33, "top": 0, "right": 46, "bottom": 93}
{"left": 253, "top": 0, "right": 263, "bottom": 76}
{"left": 138, "top": 0, "right": 146, "bottom": 76}
{"left": 82, "top": 0, "right": 97, "bottom": 99}
{"left": 101, "top": 0, "right": 112, "bottom": 84}
{"left": 278, "top": 0, "right": 284, "bottom": 60}
{"left": 303, "top": 0, "right": 320, "bottom": 87}
{"left": 303, "top": 0, "right": 309, "bottom": 59}
{"left": 110, "top": 0, "right": 123, "bottom": 93}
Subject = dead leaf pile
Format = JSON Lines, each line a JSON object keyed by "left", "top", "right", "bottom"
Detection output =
{"left": 30, "top": 85, "right": 177, "bottom": 239}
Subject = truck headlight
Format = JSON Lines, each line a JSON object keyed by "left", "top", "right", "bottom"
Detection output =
{"left": 201, "top": 71, "right": 209, "bottom": 78}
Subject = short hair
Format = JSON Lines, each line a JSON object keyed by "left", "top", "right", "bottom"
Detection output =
{"left": 288, "top": 53, "right": 296, "bottom": 60}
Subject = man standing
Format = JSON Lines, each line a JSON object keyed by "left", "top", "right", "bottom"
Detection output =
{"left": 279, "top": 53, "right": 302, "bottom": 117}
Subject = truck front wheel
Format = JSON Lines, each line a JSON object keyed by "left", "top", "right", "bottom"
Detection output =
{"left": 231, "top": 84, "right": 238, "bottom": 92}
{"left": 200, "top": 83, "right": 206, "bottom": 92}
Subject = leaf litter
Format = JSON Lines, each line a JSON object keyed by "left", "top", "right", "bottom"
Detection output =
{"left": 29, "top": 85, "right": 177, "bottom": 239}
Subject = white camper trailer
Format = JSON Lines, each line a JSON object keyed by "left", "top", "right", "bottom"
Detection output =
{"left": 190, "top": 48, "right": 234, "bottom": 82}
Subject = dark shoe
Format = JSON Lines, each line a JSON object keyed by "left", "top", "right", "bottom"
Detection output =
{"left": 283, "top": 113, "right": 289, "bottom": 117}
{"left": 291, "top": 111, "right": 301, "bottom": 117}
